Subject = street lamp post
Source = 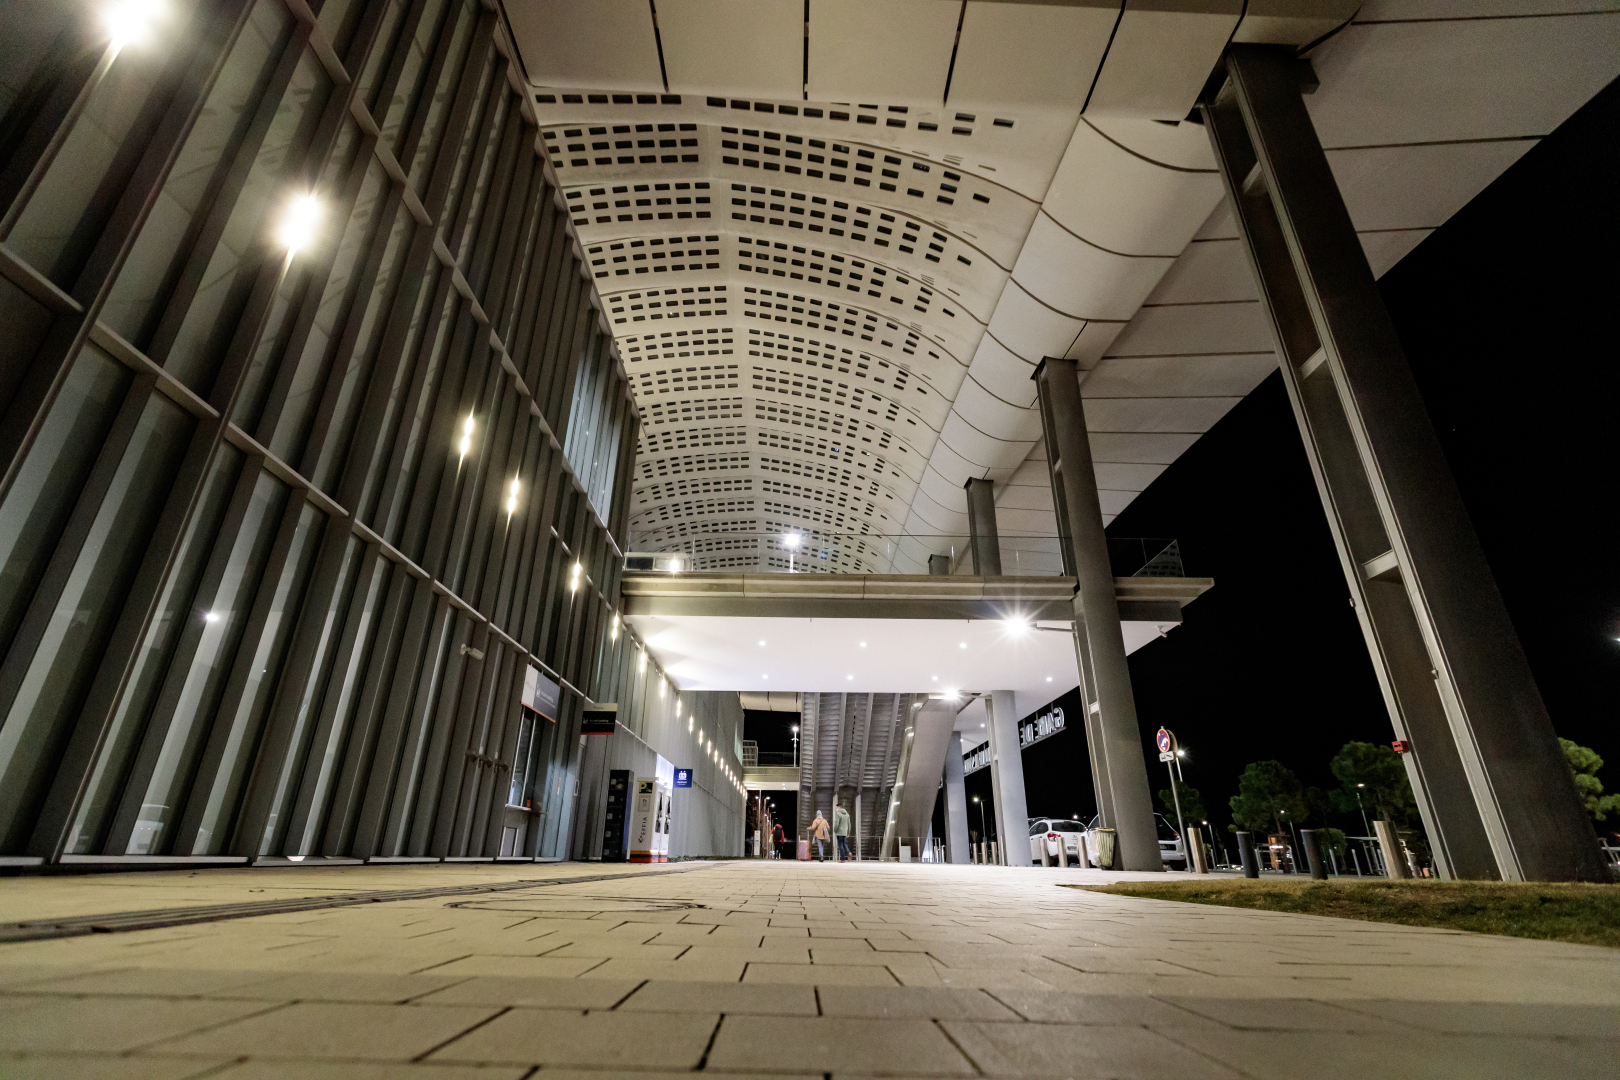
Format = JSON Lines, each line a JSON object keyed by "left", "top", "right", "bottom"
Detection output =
{"left": 1355, "top": 783, "right": 1371, "bottom": 837}
{"left": 972, "top": 795, "right": 989, "bottom": 861}
{"left": 790, "top": 724, "right": 799, "bottom": 768}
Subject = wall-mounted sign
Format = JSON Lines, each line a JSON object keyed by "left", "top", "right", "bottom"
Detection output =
{"left": 582, "top": 703, "right": 617, "bottom": 735}
{"left": 1019, "top": 704, "right": 1065, "bottom": 749}
{"left": 522, "top": 664, "right": 560, "bottom": 722}
{"left": 673, "top": 768, "right": 692, "bottom": 788}
{"left": 962, "top": 742, "right": 992, "bottom": 776}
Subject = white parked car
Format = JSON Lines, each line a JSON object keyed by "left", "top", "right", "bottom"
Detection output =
{"left": 1027, "top": 817, "right": 1087, "bottom": 863}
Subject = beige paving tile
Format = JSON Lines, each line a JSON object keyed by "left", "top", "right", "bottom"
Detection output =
{"left": 15, "top": 967, "right": 274, "bottom": 998}
{"left": 430, "top": 1008, "right": 718, "bottom": 1068}
{"left": 580, "top": 957, "right": 746, "bottom": 982}
{"left": 743, "top": 963, "right": 898, "bottom": 986}
{"left": 200, "top": 1063, "right": 529, "bottom": 1079}
{"left": 707, "top": 1015, "right": 975, "bottom": 1075}
{"left": 413, "top": 974, "right": 639, "bottom": 1008}
{"left": 1161, "top": 995, "right": 1418, "bottom": 1031}
{"left": 418, "top": 954, "right": 606, "bottom": 978}
{"left": 678, "top": 944, "right": 813, "bottom": 965}
{"left": 988, "top": 988, "right": 1224, "bottom": 1028}
{"left": 942, "top": 1019, "right": 1244, "bottom": 1078}
{"left": 617, "top": 978, "right": 818, "bottom": 1016}
{"left": 149, "top": 1001, "right": 501, "bottom": 1061}
{"left": 817, "top": 984, "right": 1020, "bottom": 1020}
{"left": 0, "top": 995, "right": 271, "bottom": 1054}
{"left": 0, "top": 1055, "right": 229, "bottom": 1079}
{"left": 1330, "top": 998, "right": 1620, "bottom": 1038}
{"left": 1192, "top": 1028, "right": 1616, "bottom": 1080}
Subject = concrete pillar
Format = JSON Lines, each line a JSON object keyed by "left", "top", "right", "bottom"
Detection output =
{"left": 943, "top": 732, "right": 971, "bottom": 864}
{"left": 1032, "top": 357, "right": 1162, "bottom": 873}
{"left": 963, "top": 477, "right": 1002, "bottom": 575}
{"left": 986, "top": 691, "right": 1029, "bottom": 866}
{"left": 928, "top": 553, "right": 950, "bottom": 576}
{"left": 1204, "top": 46, "right": 1604, "bottom": 882}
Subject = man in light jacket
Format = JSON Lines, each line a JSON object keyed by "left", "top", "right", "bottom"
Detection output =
{"left": 832, "top": 801, "right": 851, "bottom": 862}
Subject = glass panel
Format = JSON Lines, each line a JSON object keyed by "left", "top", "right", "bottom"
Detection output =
{"left": 375, "top": 0, "right": 450, "bottom": 158}
{"left": 403, "top": 0, "right": 475, "bottom": 193}
{"left": 0, "top": 387, "right": 193, "bottom": 850}
{"left": 121, "top": 467, "right": 289, "bottom": 855}
{"left": 0, "top": 346, "right": 131, "bottom": 663}
{"left": 179, "top": 499, "right": 325, "bottom": 854}
{"left": 163, "top": 47, "right": 333, "bottom": 392}
{"left": 0, "top": 273, "right": 56, "bottom": 415}
{"left": 507, "top": 712, "right": 533, "bottom": 807}
{"left": 100, "top": 0, "right": 294, "bottom": 349}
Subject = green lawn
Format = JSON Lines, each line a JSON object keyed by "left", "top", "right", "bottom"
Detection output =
{"left": 1071, "top": 877, "right": 1620, "bottom": 948}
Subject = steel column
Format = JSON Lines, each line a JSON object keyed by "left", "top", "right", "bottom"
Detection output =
{"left": 1032, "top": 357, "right": 1161, "bottom": 872}
{"left": 963, "top": 477, "right": 1002, "bottom": 576}
{"left": 944, "top": 731, "right": 970, "bottom": 863}
{"left": 1204, "top": 45, "right": 1604, "bottom": 881}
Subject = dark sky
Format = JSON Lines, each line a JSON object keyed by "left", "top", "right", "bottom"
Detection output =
{"left": 1095, "top": 76, "right": 1620, "bottom": 839}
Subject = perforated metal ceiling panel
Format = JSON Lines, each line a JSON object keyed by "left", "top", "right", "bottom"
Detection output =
{"left": 499, "top": 0, "right": 1609, "bottom": 572}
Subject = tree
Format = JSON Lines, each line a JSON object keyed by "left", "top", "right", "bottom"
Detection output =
{"left": 1228, "top": 761, "right": 1310, "bottom": 836}
{"left": 1561, "top": 738, "right": 1620, "bottom": 822}
{"left": 1329, "top": 741, "right": 1417, "bottom": 829}
{"left": 1158, "top": 782, "right": 1208, "bottom": 825}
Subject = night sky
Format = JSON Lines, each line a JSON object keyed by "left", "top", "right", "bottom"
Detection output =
{"left": 1095, "top": 76, "right": 1620, "bottom": 843}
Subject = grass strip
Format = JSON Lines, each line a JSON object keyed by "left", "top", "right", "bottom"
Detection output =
{"left": 1070, "top": 878, "right": 1620, "bottom": 948}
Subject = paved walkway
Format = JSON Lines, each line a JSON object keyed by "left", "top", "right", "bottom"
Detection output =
{"left": 0, "top": 860, "right": 1615, "bottom": 1078}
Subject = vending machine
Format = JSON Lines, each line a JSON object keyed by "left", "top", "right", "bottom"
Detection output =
{"left": 628, "top": 775, "right": 672, "bottom": 863}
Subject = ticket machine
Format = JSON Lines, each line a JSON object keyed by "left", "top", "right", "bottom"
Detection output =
{"left": 628, "top": 775, "right": 672, "bottom": 863}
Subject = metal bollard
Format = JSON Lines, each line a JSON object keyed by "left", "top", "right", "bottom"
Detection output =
{"left": 1301, "top": 829, "right": 1328, "bottom": 880}
{"left": 990, "top": 841, "right": 999, "bottom": 865}
{"left": 1236, "top": 831, "right": 1260, "bottom": 878}
{"left": 1058, "top": 841, "right": 1069, "bottom": 868}
{"left": 1036, "top": 836, "right": 1051, "bottom": 867}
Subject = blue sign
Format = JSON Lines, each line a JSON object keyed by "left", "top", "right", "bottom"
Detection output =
{"left": 673, "top": 769, "right": 693, "bottom": 788}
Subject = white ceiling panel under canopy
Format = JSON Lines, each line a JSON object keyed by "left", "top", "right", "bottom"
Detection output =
{"left": 500, "top": 0, "right": 1619, "bottom": 572}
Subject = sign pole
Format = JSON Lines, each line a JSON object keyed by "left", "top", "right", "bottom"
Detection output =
{"left": 1157, "top": 728, "right": 1187, "bottom": 871}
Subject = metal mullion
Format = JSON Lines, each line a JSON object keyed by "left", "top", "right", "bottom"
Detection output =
{"left": 487, "top": 420, "right": 542, "bottom": 628}
{"left": 405, "top": 607, "right": 474, "bottom": 854}
{"left": 521, "top": 206, "right": 571, "bottom": 392}
{"left": 464, "top": 93, "right": 525, "bottom": 302}
{"left": 230, "top": 522, "right": 363, "bottom": 856}
{"left": 0, "top": 0, "right": 260, "bottom": 505}
{"left": 416, "top": 308, "right": 495, "bottom": 578}
{"left": 391, "top": 0, "right": 471, "bottom": 192}
{"left": 431, "top": 619, "right": 492, "bottom": 855}
{"left": 466, "top": 643, "right": 514, "bottom": 854}
{"left": 491, "top": 163, "right": 545, "bottom": 347}
{"left": 608, "top": 409, "right": 641, "bottom": 546}
{"left": 502, "top": 433, "right": 551, "bottom": 640}
{"left": 415, "top": 9, "right": 496, "bottom": 224}
{"left": 391, "top": 279, "right": 475, "bottom": 561}
{"left": 146, "top": 21, "right": 316, "bottom": 367}
{"left": 319, "top": 558, "right": 417, "bottom": 854}
{"left": 370, "top": 592, "right": 460, "bottom": 856}
{"left": 442, "top": 60, "right": 511, "bottom": 269}
{"left": 296, "top": 173, "right": 411, "bottom": 485}
{"left": 331, "top": 220, "right": 442, "bottom": 527}
{"left": 101, "top": 449, "right": 266, "bottom": 857}
{"left": 477, "top": 647, "right": 526, "bottom": 854}
{"left": 448, "top": 372, "right": 518, "bottom": 602}
{"left": 536, "top": 496, "right": 573, "bottom": 668}
{"left": 535, "top": 269, "right": 582, "bottom": 426}
{"left": 507, "top": 195, "right": 557, "bottom": 376}
{"left": 472, "top": 395, "right": 533, "bottom": 616}
{"left": 516, "top": 443, "right": 566, "bottom": 649}
{"left": 363, "top": 0, "right": 440, "bottom": 160}
{"left": 550, "top": 296, "right": 594, "bottom": 443}
{"left": 170, "top": 486, "right": 312, "bottom": 855}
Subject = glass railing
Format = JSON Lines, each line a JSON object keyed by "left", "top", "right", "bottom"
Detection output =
{"left": 623, "top": 535, "right": 1184, "bottom": 578}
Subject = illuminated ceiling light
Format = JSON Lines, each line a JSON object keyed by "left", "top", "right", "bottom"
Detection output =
{"left": 675, "top": 699, "right": 682, "bottom": 717}
{"left": 610, "top": 613, "right": 619, "bottom": 641}
{"left": 958, "top": 642, "right": 967, "bottom": 649}
{"left": 568, "top": 560, "right": 582, "bottom": 592}
{"left": 846, "top": 674, "right": 853, "bottom": 680}
{"left": 1046, "top": 676, "right": 1053, "bottom": 682}
{"left": 758, "top": 639, "right": 766, "bottom": 646}
{"left": 859, "top": 641, "right": 866, "bottom": 648}
{"left": 761, "top": 673, "right": 768, "bottom": 679}
{"left": 506, "top": 477, "right": 519, "bottom": 517}
{"left": 104, "top": 0, "right": 164, "bottom": 54}
{"left": 275, "top": 192, "right": 322, "bottom": 256}
{"left": 943, "top": 688, "right": 960, "bottom": 701}
{"left": 638, "top": 649, "right": 646, "bottom": 674}
{"left": 783, "top": 533, "right": 801, "bottom": 550}
{"left": 668, "top": 556, "right": 682, "bottom": 573}
{"left": 1004, "top": 615, "right": 1028, "bottom": 633}
{"left": 658, "top": 680, "right": 665, "bottom": 698}
{"left": 458, "top": 415, "right": 474, "bottom": 462}
{"left": 204, "top": 612, "right": 221, "bottom": 624}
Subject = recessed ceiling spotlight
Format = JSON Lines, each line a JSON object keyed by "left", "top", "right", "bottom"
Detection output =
{"left": 859, "top": 641, "right": 866, "bottom": 647}
{"left": 1046, "top": 676, "right": 1053, "bottom": 682}
{"left": 758, "top": 639, "right": 766, "bottom": 646}
{"left": 846, "top": 674, "right": 853, "bottom": 680}
{"left": 959, "top": 642, "right": 967, "bottom": 649}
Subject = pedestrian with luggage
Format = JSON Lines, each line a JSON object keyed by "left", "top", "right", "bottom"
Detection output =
{"left": 810, "top": 811, "right": 830, "bottom": 861}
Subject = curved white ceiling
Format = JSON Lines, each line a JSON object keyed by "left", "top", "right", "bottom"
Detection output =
{"left": 502, "top": 0, "right": 1619, "bottom": 574}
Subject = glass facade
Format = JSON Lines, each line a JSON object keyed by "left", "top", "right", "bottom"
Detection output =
{"left": 0, "top": 0, "right": 737, "bottom": 865}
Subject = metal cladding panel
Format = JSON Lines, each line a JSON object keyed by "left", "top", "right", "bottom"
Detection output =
{"left": 658, "top": 0, "right": 805, "bottom": 99}
{"left": 805, "top": 0, "right": 961, "bottom": 106}
{"left": 1084, "top": 0, "right": 1244, "bottom": 120}
{"left": 983, "top": 281, "right": 1084, "bottom": 370}
{"left": 949, "top": 1, "right": 1120, "bottom": 111}
{"left": 1010, "top": 216, "right": 1177, "bottom": 322}
{"left": 506, "top": 0, "right": 664, "bottom": 90}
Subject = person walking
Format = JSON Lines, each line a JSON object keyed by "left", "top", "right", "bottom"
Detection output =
{"left": 832, "top": 800, "right": 851, "bottom": 862}
{"left": 810, "top": 810, "right": 830, "bottom": 861}
{"left": 772, "top": 821, "right": 787, "bottom": 859}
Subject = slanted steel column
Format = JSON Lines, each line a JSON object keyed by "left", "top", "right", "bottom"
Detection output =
{"left": 944, "top": 732, "right": 971, "bottom": 863}
{"left": 963, "top": 477, "right": 1003, "bottom": 575}
{"left": 1204, "top": 46, "right": 1604, "bottom": 882}
{"left": 1032, "top": 358, "right": 1161, "bottom": 872}
{"left": 986, "top": 691, "right": 1029, "bottom": 865}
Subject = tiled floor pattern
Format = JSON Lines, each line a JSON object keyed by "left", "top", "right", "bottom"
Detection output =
{"left": 0, "top": 860, "right": 1615, "bottom": 1077}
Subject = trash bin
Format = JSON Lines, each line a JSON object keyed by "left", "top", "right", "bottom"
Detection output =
{"left": 1093, "top": 828, "right": 1116, "bottom": 870}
